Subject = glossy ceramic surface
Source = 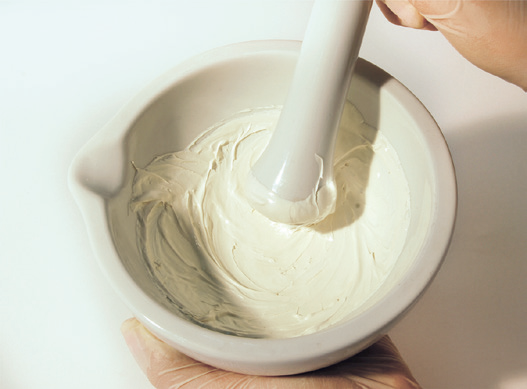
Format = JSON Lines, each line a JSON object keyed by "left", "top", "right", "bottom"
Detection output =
{"left": 69, "top": 40, "right": 456, "bottom": 375}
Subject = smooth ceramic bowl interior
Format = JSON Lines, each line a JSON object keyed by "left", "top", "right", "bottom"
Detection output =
{"left": 69, "top": 40, "right": 456, "bottom": 376}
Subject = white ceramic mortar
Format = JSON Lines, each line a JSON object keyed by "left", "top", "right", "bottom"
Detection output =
{"left": 69, "top": 40, "right": 456, "bottom": 376}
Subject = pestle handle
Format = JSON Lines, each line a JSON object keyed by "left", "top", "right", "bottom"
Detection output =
{"left": 247, "top": 0, "right": 372, "bottom": 225}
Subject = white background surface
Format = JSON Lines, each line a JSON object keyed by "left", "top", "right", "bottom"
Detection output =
{"left": 1, "top": 1, "right": 526, "bottom": 388}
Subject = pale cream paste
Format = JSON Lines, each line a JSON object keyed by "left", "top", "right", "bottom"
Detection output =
{"left": 130, "top": 103, "right": 410, "bottom": 338}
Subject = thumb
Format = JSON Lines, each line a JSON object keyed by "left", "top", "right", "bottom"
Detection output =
{"left": 409, "top": 0, "right": 527, "bottom": 90}
{"left": 121, "top": 318, "right": 233, "bottom": 389}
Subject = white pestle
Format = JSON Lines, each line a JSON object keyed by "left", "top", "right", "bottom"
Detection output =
{"left": 246, "top": 0, "right": 373, "bottom": 225}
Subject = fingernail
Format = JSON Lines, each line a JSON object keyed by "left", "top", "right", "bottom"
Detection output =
{"left": 121, "top": 318, "right": 155, "bottom": 374}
